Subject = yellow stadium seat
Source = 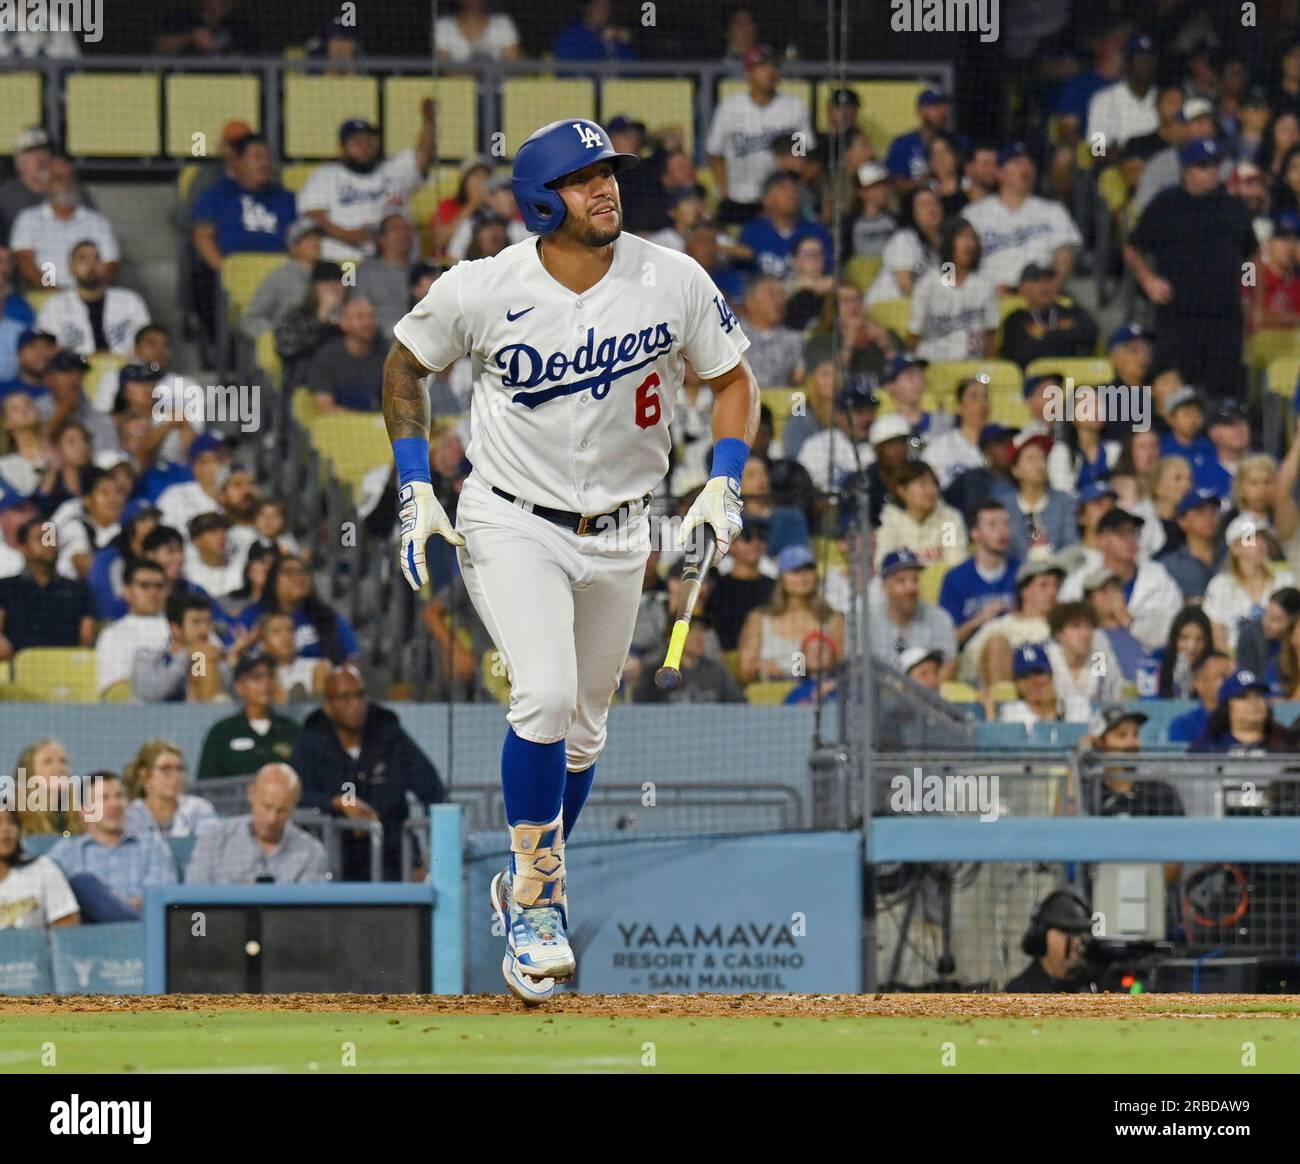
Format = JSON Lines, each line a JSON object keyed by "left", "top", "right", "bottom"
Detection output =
{"left": 601, "top": 78, "right": 695, "bottom": 153}
{"left": 408, "top": 164, "right": 463, "bottom": 253}
{"left": 1267, "top": 355, "right": 1300, "bottom": 399}
{"left": 1025, "top": 357, "right": 1115, "bottom": 387}
{"left": 24, "top": 290, "right": 53, "bottom": 314}
{"left": 744, "top": 679, "right": 797, "bottom": 705}
{"left": 718, "top": 78, "right": 811, "bottom": 111}
{"left": 844, "top": 254, "right": 882, "bottom": 294}
{"left": 88, "top": 353, "right": 126, "bottom": 394}
{"left": 760, "top": 386, "right": 797, "bottom": 442}
{"left": 998, "top": 294, "right": 1027, "bottom": 322}
{"left": 177, "top": 162, "right": 202, "bottom": 205}
{"left": 222, "top": 253, "right": 286, "bottom": 319}
{"left": 0, "top": 72, "right": 42, "bottom": 155}
{"left": 255, "top": 329, "right": 282, "bottom": 389}
{"left": 940, "top": 680, "right": 980, "bottom": 704}
{"left": 696, "top": 166, "right": 717, "bottom": 212}
{"left": 165, "top": 73, "right": 260, "bottom": 158}
{"left": 924, "top": 358, "right": 1023, "bottom": 414}
{"left": 722, "top": 649, "right": 740, "bottom": 681}
{"left": 866, "top": 297, "right": 912, "bottom": 338}
{"left": 989, "top": 680, "right": 1019, "bottom": 704}
{"left": 291, "top": 387, "right": 318, "bottom": 427}
{"left": 1247, "top": 328, "right": 1300, "bottom": 372}
{"left": 814, "top": 80, "right": 925, "bottom": 157}
{"left": 67, "top": 73, "right": 161, "bottom": 157}
{"left": 502, "top": 78, "right": 595, "bottom": 158}
{"left": 919, "top": 562, "right": 947, "bottom": 605}
{"left": 383, "top": 75, "right": 478, "bottom": 162}
{"left": 280, "top": 162, "right": 319, "bottom": 194}
{"left": 308, "top": 412, "right": 393, "bottom": 501}
{"left": 0, "top": 659, "right": 9, "bottom": 683}
{"left": 284, "top": 74, "right": 379, "bottom": 158}
{"left": 13, "top": 648, "right": 99, "bottom": 702}
{"left": 810, "top": 535, "right": 846, "bottom": 570}
{"left": 102, "top": 679, "right": 133, "bottom": 703}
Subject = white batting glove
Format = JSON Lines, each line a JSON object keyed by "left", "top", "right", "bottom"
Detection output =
{"left": 397, "top": 481, "right": 464, "bottom": 591}
{"left": 678, "top": 475, "right": 744, "bottom": 557}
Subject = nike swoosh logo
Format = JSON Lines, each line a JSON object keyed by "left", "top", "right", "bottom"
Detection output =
{"left": 506, "top": 306, "right": 535, "bottom": 321}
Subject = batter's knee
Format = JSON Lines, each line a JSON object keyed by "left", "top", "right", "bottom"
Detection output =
{"left": 508, "top": 677, "right": 578, "bottom": 744}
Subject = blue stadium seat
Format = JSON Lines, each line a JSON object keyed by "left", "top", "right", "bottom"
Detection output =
{"left": 1127, "top": 699, "right": 1197, "bottom": 745}
{"left": 21, "top": 835, "right": 58, "bottom": 857}
{"left": 976, "top": 722, "right": 1032, "bottom": 748}
{"left": 168, "top": 835, "right": 197, "bottom": 880}
{"left": 1028, "top": 722, "right": 1088, "bottom": 748}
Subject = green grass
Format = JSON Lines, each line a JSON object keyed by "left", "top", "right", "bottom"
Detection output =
{"left": 2, "top": 1011, "right": 1299, "bottom": 1073}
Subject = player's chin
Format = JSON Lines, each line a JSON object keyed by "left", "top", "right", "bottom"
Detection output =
{"left": 584, "top": 210, "right": 622, "bottom": 245}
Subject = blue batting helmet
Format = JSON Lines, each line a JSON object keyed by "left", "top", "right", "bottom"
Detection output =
{"left": 511, "top": 118, "right": 640, "bottom": 235}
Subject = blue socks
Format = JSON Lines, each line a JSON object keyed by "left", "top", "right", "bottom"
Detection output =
{"left": 501, "top": 729, "right": 565, "bottom": 826}
{"left": 563, "top": 764, "right": 595, "bottom": 841}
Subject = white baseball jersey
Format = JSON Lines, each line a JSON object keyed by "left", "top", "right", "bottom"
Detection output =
{"left": 907, "top": 268, "right": 999, "bottom": 360}
{"left": 297, "top": 150, "right": 425, "bottom": 262}
{"left": 960, "top": 195, "right": 1082, "bottom": 288}
{"left": 1086, "top": 81, "right": 1157, "bottom": 150}
{"left": 705, "top": 92, "right": 815, "bottom": 204}
{"left": 393, "top": 234, "right": 750, "bottom": 515}
{"left": 9, "top": 203, "right": 120, "bottom": 288}
{"left": 36, "top": 286, "right": 151, "bottom": 356}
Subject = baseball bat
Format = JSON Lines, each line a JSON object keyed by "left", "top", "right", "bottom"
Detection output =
{"left": 655, "top": 526, "right": 717, "bottom": 690}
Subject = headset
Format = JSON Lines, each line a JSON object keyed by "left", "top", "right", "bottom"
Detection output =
{"left": 1021, "top": 889, "right": 1093, "bottom": 957}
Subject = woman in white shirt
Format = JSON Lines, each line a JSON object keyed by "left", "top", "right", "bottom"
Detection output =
{"left": 123, "top": 739, "right": 217, "bottom": 839}
{"left": 907, "top": 217, "right": 998, "bottom": 361}
{"left": 866, "top": 187, "right": 943, "bottom": 305}
{"left": 1204, "top": 515, "right": 1296, "bottom": 652}
{"left": 434, "top": 0, "right": 520, "bottom": 63}
{"left": 0, "top": 390, "right": 51, "bottom": 495}
{"left": 1046, "top": 384, "right": 1121, "bottom": 493}
{"left": 1110, "top": 429, "right": 1165, "bottom": 559}
{"left": 0, "top": 808, "right": 79, "bottom": 930}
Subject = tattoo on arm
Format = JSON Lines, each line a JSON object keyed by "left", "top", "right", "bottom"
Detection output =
{"left": 383, "top": 341, "right": 432, "bottom": 442}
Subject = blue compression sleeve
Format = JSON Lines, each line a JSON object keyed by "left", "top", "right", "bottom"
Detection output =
{"left": 501, "top": 728, "right": 566, "bottom": 826}
{"left": 710, "top": 436, "right": 749, "bottom": 482}
{"left": 394, "top": 437, "right": 432, "bottom": 486}
{"left": 563, "top": 764, "right": 595, "bottom": 840}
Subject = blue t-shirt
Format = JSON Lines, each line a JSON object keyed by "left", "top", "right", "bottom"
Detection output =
{"left": 738, "top": 217, "right": 834, "bottom": 280}
{"left": 192, "top": 178, "right": 296, "bottom": 255}
{"left": 235, "top": 602, "right": 359, "bottom": 659}
{"left": 0, "top": 375, "right": 49, "bottom": 404}
{"left": 136, "top": 461, "right": 193, "bottom": 503}
{"left": 552, "top": 22, "right": 634, "bottom": 61}
{"left": 885, "top": 130, "right": 929, "bottom": 180}
{"left": 710, "top": 267, "right": 746, "bottom": 306}
{"left": 1168, "top": 705, "right": 1209, "bottom": 744}
{"left": 938, "top": 556, "right": 1020, "bottom": 628}
{"left": 1159, "top": 432, "right": 1217, "bottom": 482}
{"left": 1194, "top": 456, "right": 1233, "bottom": 496}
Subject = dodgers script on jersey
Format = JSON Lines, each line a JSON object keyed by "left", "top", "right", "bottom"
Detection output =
{"left": 393, "top": 233, "right": 750, "bottom": 514}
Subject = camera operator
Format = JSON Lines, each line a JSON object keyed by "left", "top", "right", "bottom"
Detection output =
{"left": 1005, "top": 890, "right": 1094, "bottom": 992}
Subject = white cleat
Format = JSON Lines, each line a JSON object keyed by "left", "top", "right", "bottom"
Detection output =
{"left": 492, "top": 868, "right": 555, "bottom": 1006}
{"left": 510, "top": 904, "right": 576, "bottom": 982}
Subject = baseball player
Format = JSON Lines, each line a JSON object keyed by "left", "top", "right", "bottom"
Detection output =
{"left": 383, "top": 119, "right": 759, "bottom": 1003}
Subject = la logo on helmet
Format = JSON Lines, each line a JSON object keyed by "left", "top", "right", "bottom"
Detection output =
{"left": 573, "top": 123, "right": 604, "bottom": 149}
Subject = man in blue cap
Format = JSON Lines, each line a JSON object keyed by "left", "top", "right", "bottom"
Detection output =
{"left": 1126, "top": 134, "right": 1257, "bottom": 401}
{"left": 1156, "top": 487, "right": 1226, "bottom": 600}
{"left": 880, "top": 351, "right": 949, "bottom": 437}
{"left": 0, "top": 327, "right": 54, "bottom": 403}
{"left": 998, "top": 642, "right": 1064, "bottom": 729}
{"left": 1000, "top": 262, "right": 1099, "bottom": 367}
{"left": 1133, "top": 97, "right": 1219, "bottom": 218}
{"left": 1190, "top": 669, "right": 1291, "bottom": 753}
{"left": 885, "top": 87, "right": 951, "bottom": 190}
{"left": 1052, "top": 479, "right": 1116, "bottom": 576}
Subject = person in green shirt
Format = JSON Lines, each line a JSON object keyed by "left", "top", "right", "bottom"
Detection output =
{"left": 196, "top": 654, "right": 300, "bottom": 781}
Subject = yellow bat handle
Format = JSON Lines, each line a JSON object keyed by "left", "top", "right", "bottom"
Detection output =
{"left": 662, "top": 618, "right": 691, "bottom": 671}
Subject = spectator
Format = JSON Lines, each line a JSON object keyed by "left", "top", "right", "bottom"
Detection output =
{"left": 34, "top": 418, "right": 92, "bottom": 516}
{"left": 1226, "top": 453, "right": 1280, "bottom": 535}
{"left": 1168, "top": 651, "right": 1234, "bottom": 743}
{"left": 47, "top": 771, "right": 177, "bottom": 921}
{"left": 843, "top": 162, "right": 895, "bottom": 261}
{"left": 0, "top": 807, "right": 79, "bottom": 929}
{"left": 706, "top": 518, "right": 774, "bottom": 652}
{"left": 0, "top": 493, "right": 36, "bottom": 577}
{"left": 998, "top": 642, "right": 1066, "bottom": 727}
{"left": 1238, "top": 586, "right": 1300, "bottom": 685}
{"left": 1145, "top": 455, "right": 1195, "bottom": 557}
{"left": 222, "top": 540, "right": 277, "bottom": 621}
{"left": 1157, "top": 486, "right": 1226, "bottom": 600}
{"left": 197, "top": 653, "right": 301, "bottom": 780}
{"left": 813, "top": 84, "right": 867, "bottom": 181}
{"left": 739, "top": 275, "right": 803, "bottom": 388}
{"left": 1111, "top": 432, "right": 1165, "bottom": 558}
{"left": 880, "top": 353, "right": 948, "bottom": 438}
{"left": 1252, "top": 212, "right": 1300, "bottom": 329}
{"left": 1046, "top": 384, "right": 1121, "bottom": 493}
{"left": 13, "top": 736, "right": 81, "bottom": 836}
{"left": 1083, "top": 568, "right": 1147, "bottom": 683}
{"left": 1126, "top": 138, "right": 1256, "bottom": 402}
{"left": 95, "top": 557, "right": 169, "bottom": 695}
{"left": 303, "top": 296, "right": 384, "bottom": 413}
{"left": 1083, "top": 706, "right": 1184, "bottom": 815}
{"left": 926, "top": 133, "right": 968, "bottom": 217}
{"left": 183, "top": 511, "right": 240, "bottom": 598}
{"left": 994, "top": 433, "right": 1077, "bottom": 562}
{"left": 257, "top": 608, "right": 327, "bottom": 700}
{"left": 1000, "top": 263, "right": 1100, "bottom": 367}
{"left": 778, "top": 237, "right": 833, "bottom": 333}
{"left": 855, "top": 414, "right": 916, "bottom": 529}
{"left": 1086, "top": 34, "right": 1159, "bottom": 155}
{"left": 183, "top": 763, "right": 329, "bottom": 885}
{"left": 0, "top": 247, "right": 33, "bottom": 377}
{"left": 866, "top": 548, "right": 957, "bottom": 678}
{"left": 235, "top": 553, "right": 358, "bottom": 662}
{"left": 132, "top": 589, "right": 229, "bottom": 703}
{"left": 706, "top": 45, "right": 813, "bottom": 226}
{"left": 685, "top": 222, "right": 745, "bottom": 306}
{"left": 175, "top": 119, "right": 249, "bottom": 230}
{"left": 886, "top": 87, "right": 951, "bottom": 190}
{"left": 960, "top": 142, "right": 1082, "bottom": 293}
{"left": 155, "top": 432, "right": 227, "bottom": 534}
{"left": 553, "top": 0, "right": 633, "bottom": 62}
{"left": 1045, "top": 600, "right": 1121, "bottom": 717}
{"left": 274, "top": 261, "right": 345, "bottom": 390}
{"left": 924, "top": 376, "right": 991, "bottom": 490}
{"left": 298, "top": 105, "right": 436, "bottom": 264}
{"left": 908, "top": 218, "right": 998, "bottom": 360}
{"left": 939, "top": 500, "right": 1018, "bottom": 648}
{"left": 645, "top": 187, "right": 706, "bottom": 254}
{"left": 0, "top": 128, "right": 59, "bottom": 240}
{"left": 1133, "top": 98, "right": 1221, "bottom": 219}
{"left": 35, "top": 241, "right": 150, "bottom": 358}
{"left": 238, "top": 217, "right": 324, "bottom": 342}
{"left": 51, "top": 464, "right": 124, "bottom": 580}
{"left": 1003, "top": 889, "right": 1092, "bottom": 993}
{"left": 735, "top": 454, "right": 809, "bottom": 557}
{"left": 721, "top": 5, "right": 758, "bottom": 64}
{"left": 1190, "top": 669, "right": 1290, "bottom": 753}
{"left": 123, "top": 739, "right": 217, "bottom": 839}
{"left": 1232, "top": 86, "right": 1271, "bottom": 165}
{"left": 633, "top": 613, "right": 744, "bottom": 704}
{"left": 738, "top": 172, "right": 832, "bottom": 280}
{"left": 895, "top": 646, "right": 943, "bottom": 692}
{"left": 0, "top": 514, "right": 95, "bottom": 657}
{"left": 866, "top": 187, "right": 943, "bottom": 305}
{"left": 1204, "top": 515, "right": 1295, "bottom": 652}
{"left": 961, "top": 557, "right": 1064, "bottom": 686}
{"left": 434, "top": 0, "right": 521, "bottom": 63}
{"left": 0, "top": 328, "right": 54, "bottom": 405}
{"left": 1157, "top": 387, "right": 1215, "bottom": 474}
{"left": 356, "top": 216, "right": 418, "bottom": 342}
{"left": 782, "top": 629, "right": 843, "bottom": 705}
{"left": 874, "top": 460, "right": 967, "bottom": 571}
{"left": 1201, "top": 402, "right": 1250, "bottom": 497}
{"left": 290, "top": 665, "right": 444, "bottom": 880}
{"left": 796, "top": 376, "right": 876, "bottom": 494}
{"left": 109, "top": 361, "right": 197, "bottom": 477}
{"left": 944, "top": 423, "right": 1018, "bottom": 521}
{"left": 37, "top": 349, "right": 116, "bottom": 454}
{"left": 736, "top": 544, "right": 844, "bottom": 685}
{"left": 10, "top": 157, "right": 118, "bottom": 289}
{"left": 154, "top": 0, "right": 257, "bottom": 55}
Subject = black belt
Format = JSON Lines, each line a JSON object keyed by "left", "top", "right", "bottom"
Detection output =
{"left": 492, "top": 486, "right": 651, "bottom": 536}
